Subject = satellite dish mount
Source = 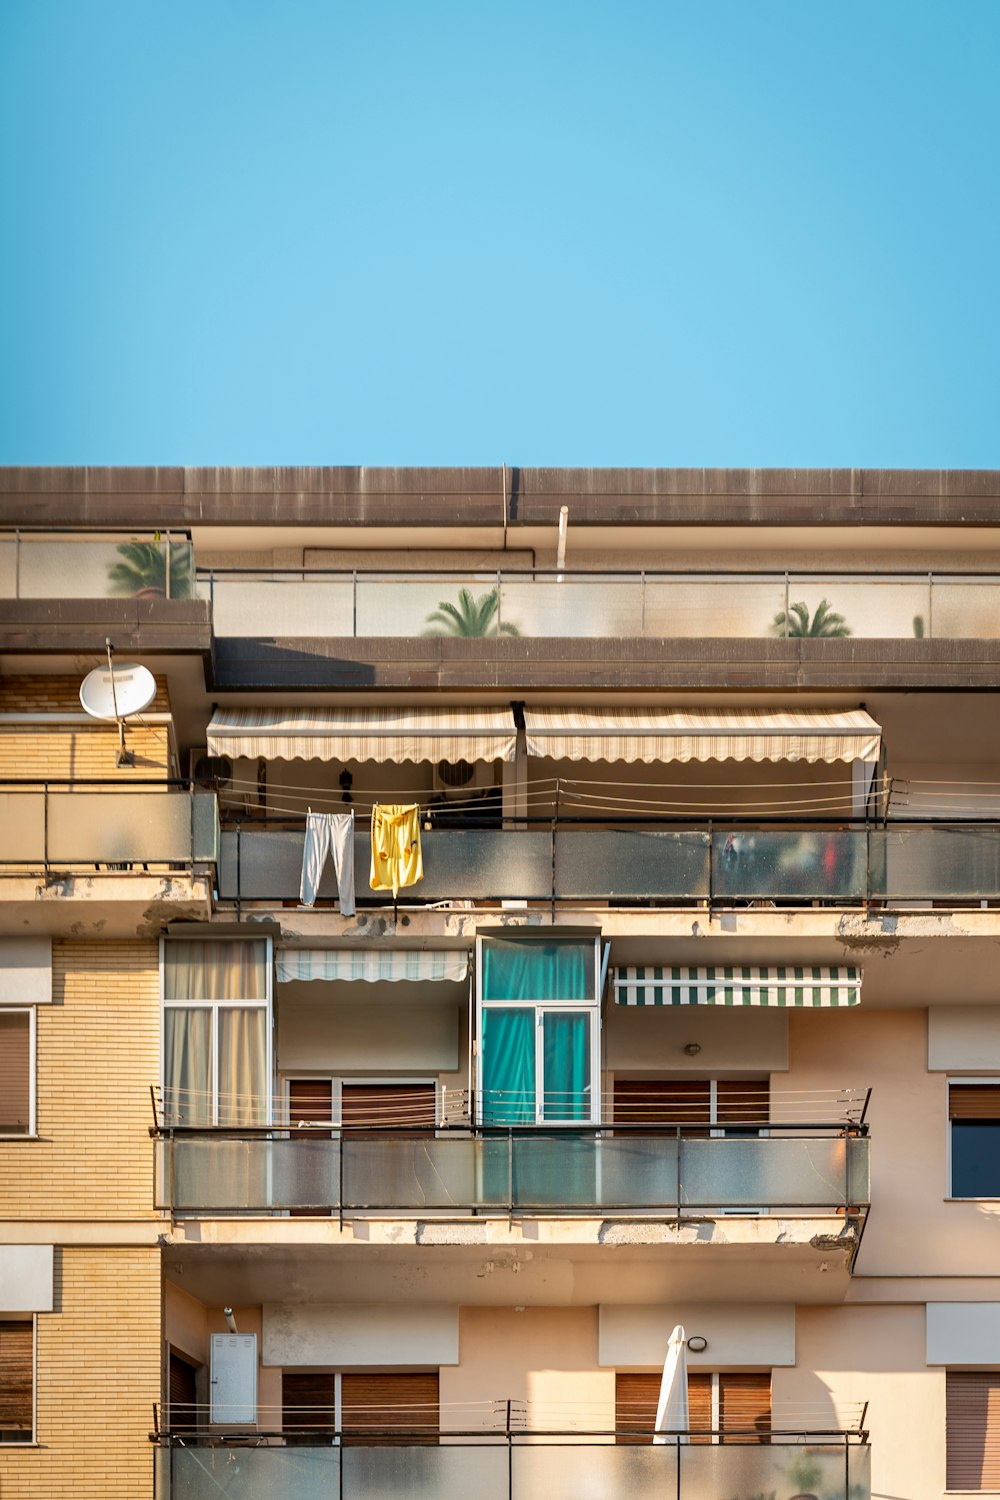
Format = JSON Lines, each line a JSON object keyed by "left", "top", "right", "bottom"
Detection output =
{"left": 78, "top": 642, "right": 157, "bottom": 767}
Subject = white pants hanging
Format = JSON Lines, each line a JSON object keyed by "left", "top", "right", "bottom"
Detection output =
{"left": 300, "top": 811, "right": 356, "bottom": 914}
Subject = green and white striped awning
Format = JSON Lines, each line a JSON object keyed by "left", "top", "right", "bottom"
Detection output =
{"left": 613, "top": 965, "right": 861, "bottom": 1007}
{"left": 276, "top": 949, "right": 469, "bottom": 984}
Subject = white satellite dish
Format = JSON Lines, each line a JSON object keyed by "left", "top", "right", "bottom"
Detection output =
{"left": 79, "top": 662, "right": 157, "bottom": 721}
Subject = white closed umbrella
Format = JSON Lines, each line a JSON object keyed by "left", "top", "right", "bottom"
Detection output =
{"left": 653, "top": 1323, "right": 689, "bottom": 1444}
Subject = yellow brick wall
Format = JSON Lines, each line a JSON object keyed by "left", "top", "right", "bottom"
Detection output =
{"left": 0, "top": 1246, "right": 160, "bottom": 1500}
{"left": 0, "top": 941, "right": 160, "bottom": 1220}
{"left": 0, "top": 674, "right": 173, "bottom": 780}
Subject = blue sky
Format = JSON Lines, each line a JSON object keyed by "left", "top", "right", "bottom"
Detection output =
{"left": 0, "top": 1, "right": 997, "bottom": 466}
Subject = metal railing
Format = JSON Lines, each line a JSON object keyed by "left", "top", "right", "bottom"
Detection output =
{"left": 198, "top": 562, "right": 1000, "bottom": 640}
{"left": 0, "top": 781, "right": 219, "bottom": 869}
{"left": 154, "top": 1430, "right": 870, "bottom": 1500}
{"left": 152, "top": 1122, "right": 870, "bottom": 1221}
{"left": 218, "top": 817, "right": 1000, "bottom": 907}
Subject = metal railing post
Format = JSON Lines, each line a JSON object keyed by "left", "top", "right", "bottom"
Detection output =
{"left": 783, "top": 571, "right": 790, "bottom": 636}
{"left": 507, "top": 1411, "right": 513, "bottom": 1500}
{"left": 928, "top": 570, "right": 934, "bottom": 640}
{"left": 14, "top": 529, "right": 20, "bottom": 599}
{"left": 235, "top": 820, "right": 242, "bottom": 921}
{"left": 164, "top": 532, "right": 171, "bottom": 599}
{"left": 352, "top": 571, "right": 358, "bottom": 637}
{"left": 338, "top": 1132, "right": 345, "bottom": 1227}
{"left": 639, "top": 570, "right": 646, "bottom": 636}
{"left": 675, "top": 1125, "right": 681, "bottom": 1227}
{"left": 508, "top": 1128, "right": 514, "bottom": 1220}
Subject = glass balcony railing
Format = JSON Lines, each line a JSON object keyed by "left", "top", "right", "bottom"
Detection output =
{"left": 0, "top": 533, "right": 196, "bottom": 599}
{"left": 197, "top": 565, "right": 1000, "bottom": 640}
{"left": 153, "top": 1126, "right": 870, "bottom": 1218}
{"left": 156, "top": 1435, "right": 870, "bottom": 1500}
{"left": 218, "top": 821, "right": 1000, "bottom": 905}
{"left": 0, "top": 785, "right": 219, "bottom": 869}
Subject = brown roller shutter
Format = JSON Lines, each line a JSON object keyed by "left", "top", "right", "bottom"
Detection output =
{"left": 615, "top": 1371, "right": 657, "bottom": 1443}
{"left": 341, "top": 1371, "right": 439, "bottom": 1445}
{"left": 950, "top": 1086, "right": 1000, "bottom": 1120}
{"left": 719, "top": 1372, "right": 771, "bottom": 1443}
{"left": 716, "top": 1080, "right": 770, "bottom": 1127}
{"left": 282, "top": 1371, "right": 336, "bottom": 1441}
{"left": 614, "top": 1370, "right": 712, "bottom": 1443}
{"left": 947, "top": 1371, "right": 1000, "bottom": 1490}
{"left": 341, "top": 1084, "right": 436, "bottom": 1137}
{"left": 168, "top": 1350, "right": 199, "bottom": 1433}
{"left": 687, "top": 1372, "right": 713, "bottom": 1443}
{"left": 289, "top": 1080, "right": 334, "bottom": 1128}
{"left": 614, "top": 1079, "right": 711, "bottom": 1130}
{"left": 0, "top": 1320, "right": 32, "bottom": 1437}
{"left": 0, "top": 1013, "right": 30, "bottom": 1135}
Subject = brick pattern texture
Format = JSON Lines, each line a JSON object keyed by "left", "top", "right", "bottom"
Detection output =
{"left": 0, "top": 1246, "right": 160, "bottom": 1500}
{"left": 0, "top": 941, "right": 160, "bottom": 1219}
{"left": 0, "top": 675, "right": 172, "bottom": 780}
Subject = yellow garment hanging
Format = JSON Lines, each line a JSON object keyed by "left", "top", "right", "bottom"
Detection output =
{"left": 369, "top": 803, "right": 424, "bottom": 897}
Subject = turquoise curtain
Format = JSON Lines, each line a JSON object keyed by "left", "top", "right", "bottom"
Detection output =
{"left": 481, "top": 940, "right": 592, "bottom": 1002}
{"left": 481, "top": 1008, "right": 535, "bottom": 1124}
{"left": 542, "top": 1012, "right": 591, "bottom": 1121}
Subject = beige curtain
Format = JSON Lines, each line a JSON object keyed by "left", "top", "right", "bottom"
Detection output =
{"left": 162, "top": 1008, "right": 212, "bottom": 1126}
{"left": 164, "top": 940, "right": 267, "bottom": 1001}
{"left": 218, "top": 1008, "right": 267, "bottom": 1126}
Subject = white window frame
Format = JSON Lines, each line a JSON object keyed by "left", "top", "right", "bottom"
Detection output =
{"left": 0, "top": 1314, "right": 36, "bottom": 1446}
{"left": 0, "top": 1007, "right": 36, "bottom": 1140}
{"left": 947, "top": 1076, "right": 1000, "bottom": 1200}
{"left": 476, "top": 936, "right": 603, "bottom": 1127}
{"left": 160, "top": 938, "right": 274, "bottom": 1126}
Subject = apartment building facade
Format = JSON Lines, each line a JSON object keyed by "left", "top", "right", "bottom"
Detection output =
{"left": 1, "top": 466, "right": 1000, "bottom": 1499}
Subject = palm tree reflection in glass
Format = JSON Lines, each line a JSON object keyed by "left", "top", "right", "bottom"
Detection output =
{"left": 423, "top": 586, "right": 520, "bottom": 637}
{"left": 770, "top": 599, "right": 851, "bottom": 638}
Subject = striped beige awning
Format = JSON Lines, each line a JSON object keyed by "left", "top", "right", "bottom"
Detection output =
{"left": 614, "top": 965, "right": 861, "bottom": 1007}
{"left": 523, "top": 707, "right": 881, "bottom": 764}
{"left": 207, "top": 707, "right": 517, "bottom": 763}
{"left": 276, "top": 949, "right": 469, "bottom": 983}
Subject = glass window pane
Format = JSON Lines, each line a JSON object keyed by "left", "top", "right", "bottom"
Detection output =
{"left": 542, "top": 1011, "right": 591, "bottom": 1121}
{"left": 163, "top": 1008, "right": 213, "bottom": 1126}
{"left": 481, "top": 939, "right": 594, "bottom": 1002}
{"left": 952, "top": 1121, "right": 1000, "bottom": 1197}
{"left": 0, "top": 1013, "right": 30, "bottom": 1135}
{"left": 219, "top": 1008, "right": 268, "bottom": 1125}
{"left": 164, "top": 940, "right": 268, "bottom": 1001}
{"left": 481, "top": 1008, "right": 536, "bottom": 1123}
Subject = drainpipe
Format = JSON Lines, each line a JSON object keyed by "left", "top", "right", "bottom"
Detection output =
{"left": 556, "top": 506, "right": 569, "bottom": 580}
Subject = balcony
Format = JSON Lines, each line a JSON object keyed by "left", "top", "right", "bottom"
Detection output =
{"left": 0, "top": 783, "right": 218, "bottom": 935}
{"left": 155, "top": 1432, "right": 870, "bottom": 1500}
{"left": 201, "top": 566, "right": 1000, "bottom": 690}
{"left": 153, "top": 1120, "right": 870, "bottom": 1227}
{"left": 219, "top": 819, "right": 1000, "bottom": 908}
{"left": 0, "top": 531, "right": 210, "bottom": 655}
{"left": 200, "top": 565, "right": 1000, "bottom": 641}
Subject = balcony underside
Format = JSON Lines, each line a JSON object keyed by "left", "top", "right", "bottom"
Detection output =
{"left": 161, "top": 1222, "right": 860, "bottom": 1306}
{"left": 0, "top": 871, "right": 214, "bottom": 936}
